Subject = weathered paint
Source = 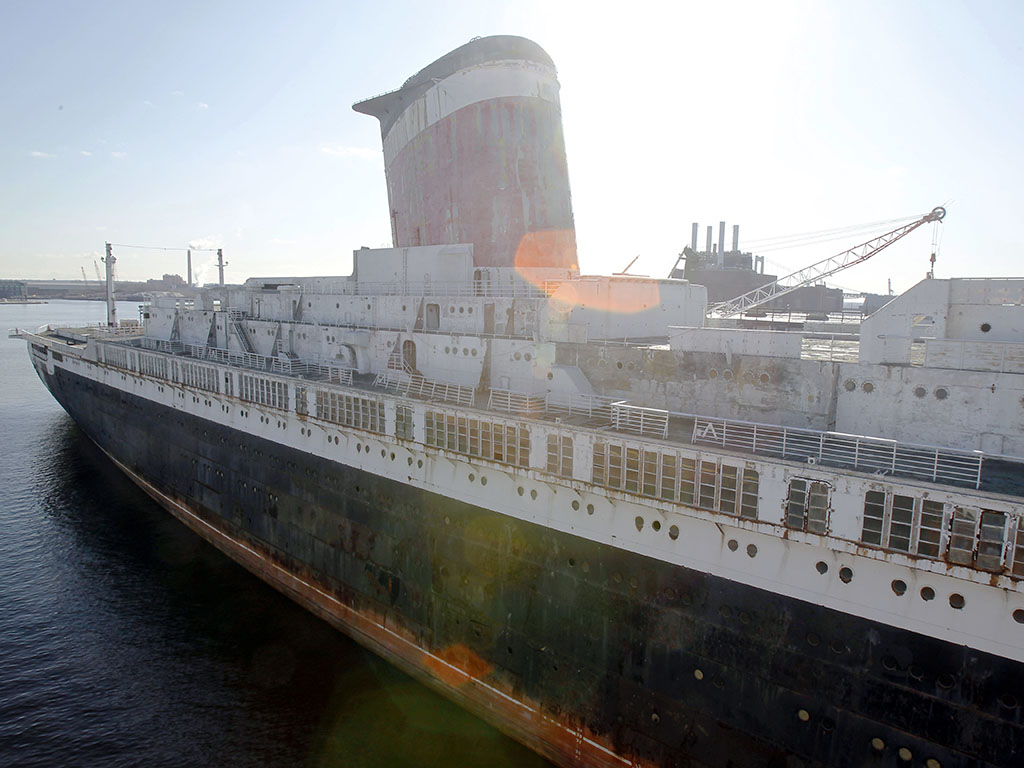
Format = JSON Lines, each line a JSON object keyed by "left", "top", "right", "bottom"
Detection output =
{"left": 355, "top": 36, "right": 577, "bottom": 271}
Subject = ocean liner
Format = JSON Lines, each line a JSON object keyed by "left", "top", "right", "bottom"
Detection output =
{"left": 18, "top": 36, "right": 1024, "bottom": 768}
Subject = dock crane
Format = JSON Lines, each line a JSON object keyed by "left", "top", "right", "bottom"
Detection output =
{"left": 708, "top": 206, "right": 946, "bottom": 318}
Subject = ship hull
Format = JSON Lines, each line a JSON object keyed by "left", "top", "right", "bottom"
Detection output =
{"left": 37, "top": 361, "right": 1023, "bottom": 768}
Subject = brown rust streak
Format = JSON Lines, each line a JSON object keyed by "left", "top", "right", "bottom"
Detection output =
{"left": 107, "top": 451, "right": 645, "bottom": 768}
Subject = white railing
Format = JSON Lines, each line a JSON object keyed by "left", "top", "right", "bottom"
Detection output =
{"left": 691, "top": 416, "right": 984, "bottom": 488}
{"left": 488, "top": 388, "right": 547, "bottom": 414}
{"left": 611, "top": 402, "right": 670, "bottom": 439}
{"left": 545, "top": 391, "right": 616, "bottom": 421}
{"left": 374, "top": 371, "right": 475, "bottom": 406}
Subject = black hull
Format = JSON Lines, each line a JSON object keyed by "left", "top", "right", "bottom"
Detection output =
{"left": 40, "top": 364, "right": 1024, "bottom": 768}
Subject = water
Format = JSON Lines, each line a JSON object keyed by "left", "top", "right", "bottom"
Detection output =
{"left": 0, "top": 301, "right": 548, "bottom": 768}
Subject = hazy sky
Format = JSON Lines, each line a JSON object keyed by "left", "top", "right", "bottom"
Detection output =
{"left": 2, "top": 0, "right": 1022, "bottom": 293}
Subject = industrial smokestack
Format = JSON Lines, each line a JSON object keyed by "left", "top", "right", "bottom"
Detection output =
{"left": 732, "top": 225, "right": 739, "bottom": 253}
{"left": 718, "top": 221, "right": 726, "bottom": 266}
{"left": 691, "top": 223, "right": 699, "bottom": 251}
{"left": 705, "top": 226, "right": 712, "bottom": 254}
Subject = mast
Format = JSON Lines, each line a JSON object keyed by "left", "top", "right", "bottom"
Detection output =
{"left": 102, "top": 242, "right": 117, "bottom": 327}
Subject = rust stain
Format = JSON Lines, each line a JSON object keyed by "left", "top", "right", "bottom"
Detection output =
{"left": 425, "top": 643, "right": 494, "bottom": 687}
{"left": 113, "top": 455, "right": 644, "bottom": 768}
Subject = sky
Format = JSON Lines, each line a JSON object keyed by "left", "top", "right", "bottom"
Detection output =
{"left": 2, "top": 0, "right": 1023, "bottom": 294}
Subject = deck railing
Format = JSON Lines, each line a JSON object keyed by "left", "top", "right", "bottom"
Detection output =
{"left": 692, "top": 416, "right": 984, "bottom": 488}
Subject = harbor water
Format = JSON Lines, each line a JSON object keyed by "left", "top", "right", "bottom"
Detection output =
{"left": 0, "top": 300, "right": 548, "bottom": 768}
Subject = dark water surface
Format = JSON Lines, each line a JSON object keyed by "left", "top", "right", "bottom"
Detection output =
{"left": 0, "top": 301, "right": 548, "bottom": 768}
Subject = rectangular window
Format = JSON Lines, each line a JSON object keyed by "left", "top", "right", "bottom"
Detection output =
{"left": 788, "top": 479, "right": 830, "bottom": 533}
{"left": 1013, "top": 525, "right": 1024, "bottom": 578}
{"left": 547, "top": 435, "right": 573, "bottom": 478}
{"left": 698, "top": 460, "right": 717, "bottom": 511}
{"left": 787, "top": 479, "right": 808, "bottom": 530}
{"left": 660, "top": 454, "right": 677, "bottom": 501}
{"left": 642, "top": 450, "right": 658, "bottom": 497}
{"left": 624, "top": 447, "right": 640, "bottom": 493}
{"left": 977, "top": 510, "right": 1007, "bottom": 572}
{"left": 719, "top": 466, "right": 738, "bottom": 515}
{"left": 889, "top": 495, "right": 916, "bottom": 552}
{"left": 679, "top": 457, "right": 696, "bottom": 505}
{"left": 396, "top": 405, "right": 414, "bottom": 441}
{"left": 918, "top": 500, "right": 944, "bottom": 558}
{"left": 806, "top": 482, "right": 830, "bottom": 534}
{"left": 592, "top": 442, "right": 606, "bottom": 486}
{"left": 861, "top": 490, "right": 886, "bottom": 546}
{"left": 607, "top": 444, "right": 623, "bottom": 489}
{"left": 948, "top": 507, "right": 978, "bottom": 566}
{"left": 740, "top": 469, "right": 759, "bottom": 520}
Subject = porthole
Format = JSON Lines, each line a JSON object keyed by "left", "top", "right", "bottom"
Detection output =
{"left": 627, "top": 362, "right": 635, "bottom": 371}
{"left": 891, "top": 579, "right": 907, "bottom": 596}
{"left": 459, "top": 306, "right": 464, "bottom": 314}
{"left": 937, "top": 672, "right": 956, "bottom": 689}
{"left": 445, "top": 346, "right": 451, "bottom": 354}
{"left": 668, "top": 525, "right": 679, "bottom": 540}
{"left": 981, "top": 322, "right": 991, "bottom": 333}
{"left": 759, "top": 372, "right": 771, "bottom": 384}
{"left": 925, "top": 760, "right": 942, "bottom": 768}
{"left": 797, "top": 709, "right": 810, "bottom": 722}
{"left": 844, "top": 379, "right": 856, "bottom": 392}
{"left": 468, "top": 473, "right": 475, "bottom": 483}
{"left": 862, "top": 381, "right": 874, "bottom": 393}
{"left": 727, "top": 539, "right": 738, "bottom": 552}
{"left": 568, "top": 557, "right": 575, "bottom": 567}
{"left": 935, "top": 387, "right": 948, "bottom": 400}
{"left": 746, "top": 544, "right": 757, "bottom": 558}
{"left": 463, "top": 348, "right": 468, "bottom": 356}
{"left": 806, "top": 632, "right": 820, "bottom": 647}
{"left": 949, "top": 593, "right": 965, "bottom": 609}
{"left": 407, "top": 457, "right": 413, "bottom": 466}
{"left": 921, "top": 586, "right": 935, "bottom": 601}
{"left": 381, "top": 449, "right": 386, "bottom": 458}
{"left": 693, "top": 669, "right": 704, "bottom": 681}
{"left": 634, "top": 516, "right": 644, "bottom": 532}
{"left": 471, "top": 349, "right": 477, "bottom": 356}
{"left": 709, "top": 368, "right": 719, "bottom": 379}
{"left": 839, "top": 566, "right": 853, "bottom": 583}
{"left": 547, "top": 372, "right": 553, "bottom": 380}
{"left": 722, "top": 369, "right": 733, "bottom": 380}
{"left": 417, "top": 459, "right": 423, "bottom": 469}
{"left": 898, "top": 747, "right": 913, "bottom": 762}
{"left": 652, "top": 520, "right": 661, "bottom": 532}
{"left": 571, "top": 500, "right": 580, "bottom": 511}
{"left": 1013, "top": 609, "right": 1024, "bottom": 624}
{"left": 513, "top": 352, "right": 521, "bottom": 361}
{"left": 480, "top": 477, "right": 487, "bottom": 486}
{"left": 586, "top": 503, "right": 594, "bottom": 515}
{"left": 449, "top": 306, "right": 455, "bottom": 313}
{"left": 530, "top": 489, "right": 537, "bottom": 500}
{"left": 914, "top": 386, "right": 927, "bottom": 398}
{"left": 517, "top": 486, "right": 524, "bottom": 496}
{"left": 871, "top": 738, "right": 885, "bottom": 752}
{"left": 524, "top": 353, "right": 531, "bottom": 361}
{"left": 815, "top": 561, "right": 828, "bottom": 574}
{"left": 616, "top": 362, "right": 623, "bottom": 369}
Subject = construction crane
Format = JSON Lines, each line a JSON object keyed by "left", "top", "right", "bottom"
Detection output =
{"left": 93, "top": 260, "right": 103, "bottom": 282}
{"left": 708, "top": 206, "right": 946, "bottom": 318}
{"left": 80, "top": 266, "right": 88, "bottom": 282}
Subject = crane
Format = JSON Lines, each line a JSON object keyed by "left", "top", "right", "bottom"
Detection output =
{"left": 93, "top": 260, "right": 103, "bottom": 282}
{"left": 708, "top": 206, "right": 946, "bottom": 318}
{"left": 80, "top": 266, "right": 88, "bottom": 283}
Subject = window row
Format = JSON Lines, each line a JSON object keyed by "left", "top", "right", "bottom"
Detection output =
{"left": 592, "top": 442, "right": 758, "bottom": 519}
{"left": 861, "top": 490, "right": 1022, "bottom": 575}
{"left": 316, "top": 390, "right": 385, "bottom": 434}
{"left": 138, "top": 352, "right": 168, "bottom": 380}
{"left": 241, "top": 374, "right": 288, "bottom": 410}
{"left": 181, "top": 362, "right": 219, "bottom": 393}
{"left": 424, "top": 411, "right": 530, "bottom": 467}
